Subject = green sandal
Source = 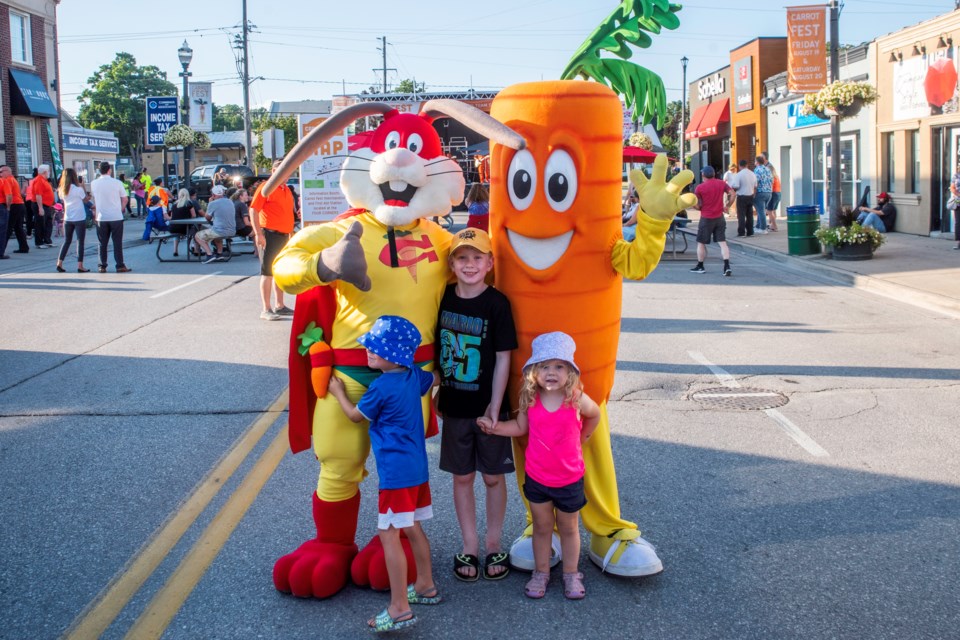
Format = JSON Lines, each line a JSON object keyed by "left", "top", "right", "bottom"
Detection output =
{"left": 368, "top": 608, "right": 417, "bottom": 633}
{"left": 407, "top": 583, "right": 443, "bottom": 605}
{"left": 453, "top": 553, "right": 480, "bottom": 582}
{"left": 483, "top": 552, "right": 511, "bottom": 580}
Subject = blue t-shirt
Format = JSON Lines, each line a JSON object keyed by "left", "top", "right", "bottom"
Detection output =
{"left": 357, "top": 366, "right": 435, "bottom": 490}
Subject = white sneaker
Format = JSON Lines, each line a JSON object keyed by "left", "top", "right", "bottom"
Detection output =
{"left": 260, "top": 310, "right": 281, "bottom": 321}
{"left": 508, "top": 531, "right": 561, "bottom": 571}
{"left": 588, "top": 534, "right": 663, "bottom": 577}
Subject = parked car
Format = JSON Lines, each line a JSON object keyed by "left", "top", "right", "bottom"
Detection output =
{"left": 186, "top": 164, "right": 255, "bottom": 201}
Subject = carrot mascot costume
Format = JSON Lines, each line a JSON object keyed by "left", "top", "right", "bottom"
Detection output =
{"left": 263, "top": 101, "right": 524, "bottom": 599}
{"left": 490, "top": 0, "right": 695, "bottom": 577}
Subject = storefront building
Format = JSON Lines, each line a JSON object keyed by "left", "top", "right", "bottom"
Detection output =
{"left": 686, "top": 66, "right": 731, "bottom": 177}
{"left": 729, "top": 38, "right": 788, "bottom": 167}
{"left": 875, "top": 9, "right": 960, "bottom": 236}
{"left": 763, "top": 43, "right": 875, "bottom": 216}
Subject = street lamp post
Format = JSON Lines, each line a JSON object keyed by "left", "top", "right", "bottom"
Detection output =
{"left": 680, "top": 56, "right": 689, "bottom": 170}
{"left": 178, "top": 40, "right": 193, "bottom": 190}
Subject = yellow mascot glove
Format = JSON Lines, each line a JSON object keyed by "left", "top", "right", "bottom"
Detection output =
{"left": 629, "top": 154, "right": 698, "bottom": 222}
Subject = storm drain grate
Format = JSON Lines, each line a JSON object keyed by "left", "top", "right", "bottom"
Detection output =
{"left": 690, "top": 387, "right": 789, "bottom": 411}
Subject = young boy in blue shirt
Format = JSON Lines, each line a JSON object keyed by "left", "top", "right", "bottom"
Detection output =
{"left": 328, "top": 315, "right": 441, "bottom": 633}
{"left": 142, "top": 195, "right": 169, "bottom": 241}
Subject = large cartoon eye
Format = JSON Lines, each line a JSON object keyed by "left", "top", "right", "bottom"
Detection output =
{"left": 385, "top": 131, "right": 401, "bottom": 150}
{"left": 507, "top": 149, "right": 537, "bottom": 211}
{"left": 543, "top": 150, "right": 578, "bottom": 212}
{"left": 406, "top": 133, "right": 423, "bottom": 154}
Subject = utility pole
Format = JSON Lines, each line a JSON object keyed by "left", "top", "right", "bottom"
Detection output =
{"left": 242, "top": 0, "right": 253, "bottom": 170}
{"left": 373, "top": 36, "right": 396, "bottom": 93}
{"left": 829, "top": 0, "right": 841, "bottom": 227}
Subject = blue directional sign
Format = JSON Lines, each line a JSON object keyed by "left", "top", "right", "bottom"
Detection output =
{"left": 145, "top": 96, "right": 180, "bottom": 146}
{"left": 787, "top": 100, "right": 828, "bottom": 129}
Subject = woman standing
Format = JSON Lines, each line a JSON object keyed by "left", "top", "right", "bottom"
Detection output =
{"left": 950, "top": 163, "right": 960, "bottom": 250}
{"left": 722, "top": 163, "right": 738, "bottom": 217}
{"left": 56, "top": 168, "right": 90, "bottom": 273}
{"left": 465, "top": 183, "right": 490, "bottom": 232}
{"left": 766, "top": 163, "right": 781, "bottom": 232}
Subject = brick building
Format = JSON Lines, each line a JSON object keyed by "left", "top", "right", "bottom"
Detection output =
{"left": 1, "top": 0, "right": 60, "bottom": 182}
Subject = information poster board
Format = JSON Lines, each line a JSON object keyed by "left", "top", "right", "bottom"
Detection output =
{"left": 298, "top": 114, "right": 349, "bottom": 224}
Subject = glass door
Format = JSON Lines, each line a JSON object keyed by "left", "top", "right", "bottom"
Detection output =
{"left": 814, "top": 135, "right": 860, "bottom": 215}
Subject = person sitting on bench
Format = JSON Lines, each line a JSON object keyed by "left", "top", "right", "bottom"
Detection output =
{"left": 142, "top": 195, "right": 170, "bottom": 241}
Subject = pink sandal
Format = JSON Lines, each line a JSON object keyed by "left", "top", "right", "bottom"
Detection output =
{"left": 562, "top": 571, "right": 585, "bottom": 600}
{"left": 524, "top": 570, "right": 549, "bottom": 599}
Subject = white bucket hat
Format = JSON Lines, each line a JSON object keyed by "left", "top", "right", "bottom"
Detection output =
{"left": 523, "top": 331, "right": 580, "bottom": 374}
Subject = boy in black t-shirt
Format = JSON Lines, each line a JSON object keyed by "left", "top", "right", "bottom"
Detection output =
{"left": 437, "top": 228, "right": 518, "bottom": 583}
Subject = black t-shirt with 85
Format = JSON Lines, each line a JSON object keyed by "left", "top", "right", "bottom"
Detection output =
{"left": 437, "top": 284, "right": 518, "bottom": 418}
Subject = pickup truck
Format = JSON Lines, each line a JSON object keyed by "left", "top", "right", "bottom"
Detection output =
{"left": 186, "top": 164, "right": 257, "bottom": 200}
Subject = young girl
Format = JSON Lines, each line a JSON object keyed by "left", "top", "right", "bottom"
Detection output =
{"left": 464, "top": 183, "right": 490, "bottom": 232}
{"left": 478, "top": 331, "right": 600, "bottom": 600}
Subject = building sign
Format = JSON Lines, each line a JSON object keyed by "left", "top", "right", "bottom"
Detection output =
{"left": 786, "top": 100, "right": 828, "bottom": 129}
{"left": 734, "top": 56, "right": 753, "bottom": 112}
{"left": 189, "top": 82, "right": 213, "bottom": 132}
{"left": 893, "top": 50, "right": 960, "bottom": 120}
{"left": 145, "top": 96, "right": 179, "bottom": 146}
{"left": 698, "top": 73, "right": 726, "bottom": 101}
{"left": 786, "top": 5, "right": 827, "bottom": 93}
{"left": 298, "top": 114, "right": 349, "bottom": 224}
{"left": 63, "top": 131, "right": 120, "bottom": 153}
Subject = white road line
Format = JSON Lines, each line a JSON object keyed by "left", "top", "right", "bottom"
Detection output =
{"left": 150, "top": 272, "right": 222, "bottom": 299}
{"left": 687, "top": 350, "right": 829, "bottom": 457}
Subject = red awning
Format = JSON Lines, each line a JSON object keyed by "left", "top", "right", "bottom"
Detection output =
{"left": 695, "top": 99, "right": 730, "bottom": 138}
{"left": 685, "top": 104, "right": 709, "bottom": 140}
{"left": 622, "top": 146, "right": 658, "bottom": 163}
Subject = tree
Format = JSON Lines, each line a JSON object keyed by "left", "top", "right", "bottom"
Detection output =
{"left": 252, "top": 114, "right": 298, "bottom": 171}
{"left": 77, "top": 52, "right": 177, "bottom": 169}
{"left": 361, "top": 77, "right": 425, "bottom": 95}
{"left": 655, "top": 100, "right": 686, "bottom": 162}
{"left": 212, "top": 104, "right": 245, "bottom": 131}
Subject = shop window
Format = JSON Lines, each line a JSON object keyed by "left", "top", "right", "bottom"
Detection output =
{"left": 14, "top": 119, "right": 37, "bottom": 176}
{"left": 909, "top": 130, "right": 920, "bottom": 194}
{"left": 885, "top": 132, "right": 895, "bottom": 193}
{"left": 9, "top": 10, "right": 32, "bottom": 65}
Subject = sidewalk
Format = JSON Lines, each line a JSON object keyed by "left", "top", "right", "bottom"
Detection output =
{"left": 1, "top": 215, "right": 151, "bottom": 274}
{"left": 676, "top": 209, "right": 960, "bottom": 319}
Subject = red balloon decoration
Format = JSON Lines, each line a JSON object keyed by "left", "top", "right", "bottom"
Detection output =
{"left": 925, "top": 58, "right": 958, "bottom": 107}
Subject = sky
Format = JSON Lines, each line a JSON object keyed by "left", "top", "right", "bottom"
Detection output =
{"left": 56, "top": 0, "right": 957, "bottom": 119}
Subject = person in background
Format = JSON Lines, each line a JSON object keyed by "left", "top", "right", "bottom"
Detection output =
{"left": 32, "top": 165, "right": 56, "bottom": 249}
{"left": 231, "top": 188, "right": 255, "bottom": 241}
{"left": 621, "top": 193, "right": 640, "bottom": 242}
{"left": 950, "top": 163, "right": 960, "bottom": 250}
{"left": 55, "top": 168, "right": 90, "bottom": 273}
{"left": 689, "top": 166, "right": 735, "bottom": 277}
{"left": 766, "top": 163, "right": 781, "bottom": 232}
{"left": 194, "top": 185, "right": 235, "bottom": 264}
{"left": 118, "top": 172, "right": 132, "bottom": 217}
{"left": 25, "top": 167, "right": 37, "bottom": 240}
{"left": 0, "top": 173, "right": 8, "bottom": 260}
{"left": 90, "top": 161, "right": 131, "bottom": 273}
{"left": 731, "top": 159, "right": 757, "bottom": 237}
{"left": 1, "top": 165, "right": 28, "bottom": 254}
{"left": 249, "top": 160, "right": 296, "bottom": 320}
{"left": 148, "top": 177, "right": 170, "bottom": 212}
{"left": 142, "top": 195, "right": 170, "bottom": 241}
{"left": 722, "top": 162, "right": 739, "bottom": 217}
{"left": 213, "top": 167, "right": 230, "bottom": 188}
{"left": 857, "top": 192, "right": 897, "bottom": 233}
{"left": 168, "top": 188, "right": 198, "bottom": 257}
{"left": 141, "top": 171, "right": 153, "bottom": 204}
{"left": 464, "top": 183, "right": 490, "bottom": 232}
{"left": 752, "top": 155, "right": 772, "bottom": 234}
{"left": 131, "top": 171, "right": 146, "bottom": 217}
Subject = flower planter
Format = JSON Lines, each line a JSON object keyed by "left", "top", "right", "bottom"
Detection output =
{"left": 823, "top": 98, "right": 864, "bottom": 119}
{"left": 831, "top": 242, "right": 873, "bottom": 261}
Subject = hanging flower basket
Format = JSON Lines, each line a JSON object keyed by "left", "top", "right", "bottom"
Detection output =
{"left": 163, "top": 124, "right": 211, "bottom": 149}
{"left": 802, "top": 82, "right": 877, "bottom": 119}
{"left": 627, "top": 132, "right": 653, "bottom": 150}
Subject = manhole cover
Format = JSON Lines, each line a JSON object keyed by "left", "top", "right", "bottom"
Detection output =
{"left": 690, "top": 387, "right": 789, "bottom": 411}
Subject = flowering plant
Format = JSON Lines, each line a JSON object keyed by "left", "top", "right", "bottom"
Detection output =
{"left": 814, "top": 221, "right": 885, "bottom": 250}
{"left": 628, "top": 132, "right": 653, "bottom": 150}
{"left": 801, "top": 81, "right": 878, "bottom": 116}
{"left": 163, "top": 124, "right": 211, "bottom": 149}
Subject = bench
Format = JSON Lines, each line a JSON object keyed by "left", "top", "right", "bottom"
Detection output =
{"left": 154, "top": 233, "right": 196, "bottom": 262}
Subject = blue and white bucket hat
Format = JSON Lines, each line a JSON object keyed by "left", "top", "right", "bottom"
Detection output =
{"left": 523, "top": 331, "right": 580, "bottom": 374}
{"left": 357, "top": 315, "right": 421, "bottom": 368}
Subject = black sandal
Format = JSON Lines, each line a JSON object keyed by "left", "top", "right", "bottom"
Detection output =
{"left": 483, "top": 552, "right": 511, "bottom": 581}
{"left": 453, "top": 553, "right": 480, "bottom": 582}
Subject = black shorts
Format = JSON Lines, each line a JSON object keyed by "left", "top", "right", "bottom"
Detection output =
{"left": 261, "top": 228, "right": 290, "bottom": 276}
{"left": 439, "top": 416, "right": 516, "bottom": 476}
{"left": 696, "top": 216, "right": 727, "bottom": 244}
{"left": 523, "top": 474, "right": 586, "bottom": 513}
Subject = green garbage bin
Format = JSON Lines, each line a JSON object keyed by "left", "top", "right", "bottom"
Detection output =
{"left": 786, "top": 205, "right": 821, "bottom": 256}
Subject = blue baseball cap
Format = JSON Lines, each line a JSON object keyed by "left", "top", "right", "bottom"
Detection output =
{"left": 357, "top": 315, "right": 421, "bottom": 368}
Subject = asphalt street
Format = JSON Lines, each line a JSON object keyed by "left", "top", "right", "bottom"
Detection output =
{"left": 1, "top": 233, "right": 958, "bottom": 639}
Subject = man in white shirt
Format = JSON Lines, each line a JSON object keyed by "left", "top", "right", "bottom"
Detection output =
{"left": 730, "top": 159, "right": 757, "bottom": 237}
{"left": 90, "top": 161, "right": 131, "bottom": 272}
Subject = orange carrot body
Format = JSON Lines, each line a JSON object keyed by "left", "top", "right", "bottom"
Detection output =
{"left": 308, "top": 341, "right": 333, "bottom": 398}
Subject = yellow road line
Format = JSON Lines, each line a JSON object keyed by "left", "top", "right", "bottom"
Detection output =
{"left": 63, "top": 390, "right": 289, "bottom": 640}
{"left": 126, "top": 422, "right": 291, "bottom": 639}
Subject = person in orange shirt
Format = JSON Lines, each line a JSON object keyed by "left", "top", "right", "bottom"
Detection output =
{"left": 32, "top": 165, "right": 56, "bottom": 249}
{"left": 0, "top": 171, "right": 8, "bottom": 259}
{"left": 1, "top": 166, "right": 29, "bottom": 254}
{"left": 148, "top": 177, "right": 170, "bottom": 212}
{"left": 249, "top": 159, "right": 296, "bottom": 320}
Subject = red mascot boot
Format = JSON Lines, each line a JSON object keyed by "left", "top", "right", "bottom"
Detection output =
{"left": 273, "top": 492, "right": 360, "bottom": 598}
{"left": 351, "top": 532, "right": 417, "bottom": 591}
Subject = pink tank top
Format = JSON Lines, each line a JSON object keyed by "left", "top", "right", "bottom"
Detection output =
{"left": 524, "top": 394, "right": 584, "bottom": 488}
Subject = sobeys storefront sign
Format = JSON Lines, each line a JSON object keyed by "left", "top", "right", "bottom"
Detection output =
{"left": 698, "top": 73, "right": 726, "bottom": 101}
